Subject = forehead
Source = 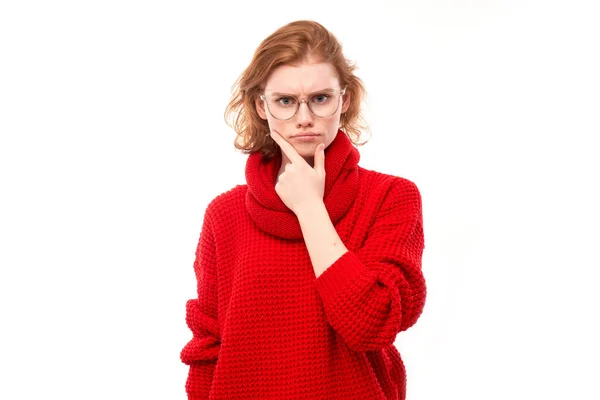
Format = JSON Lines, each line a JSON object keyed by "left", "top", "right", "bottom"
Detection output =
{"left": 264, "top": 62, "right": 340, "bottom": 94}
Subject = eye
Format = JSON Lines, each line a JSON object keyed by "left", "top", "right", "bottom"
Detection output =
{"left": 312, "top": 94, "right": 331, "bottom": 103}
{"left": 276, "top": 97, "right": 297, "bottom": 106}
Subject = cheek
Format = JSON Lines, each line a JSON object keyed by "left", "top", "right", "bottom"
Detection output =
{"left": 266, "top": 116, "right": 285, "bottom": 131}
{"left": 266, "top": 117, "right": 296, "bottom": 135}
{"left": 321, "top": 113, "right": 342, "bottom": 131}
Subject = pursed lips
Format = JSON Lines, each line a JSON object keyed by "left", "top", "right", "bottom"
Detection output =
{"left": 292, "top": 133, "right": 319, "bottom": 137}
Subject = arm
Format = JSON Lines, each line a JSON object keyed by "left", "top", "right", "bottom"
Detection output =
{"left": 307, "top": 180, "right": 426, "bottom": 352}
{"left": 180, "top": 208, "right": 220, "bottom": 399}
{"left": 296, "top": 200, "right": 349, "bottom": 279}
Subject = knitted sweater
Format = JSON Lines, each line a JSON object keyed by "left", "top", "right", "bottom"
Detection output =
{"left": 180, "top": 129, "right": 426, "bottom": 399}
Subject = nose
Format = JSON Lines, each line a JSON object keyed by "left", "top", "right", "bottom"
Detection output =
{"left": 296, "top": 101, "right": 314, "bottom": 126}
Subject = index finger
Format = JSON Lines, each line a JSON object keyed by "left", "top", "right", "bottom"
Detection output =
{"left": 271, "top": 130, "right": 304, "bottom": 164}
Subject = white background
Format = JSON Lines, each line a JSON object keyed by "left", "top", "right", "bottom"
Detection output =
{"left": 1, "top": 1, "right": 599, "bottom": 399}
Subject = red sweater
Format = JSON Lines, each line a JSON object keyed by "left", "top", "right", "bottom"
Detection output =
{"left": 181, "top": 129, "right": 426, "bottom": 399}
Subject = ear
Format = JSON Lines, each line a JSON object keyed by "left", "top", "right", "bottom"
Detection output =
{"left": 341, "top": 90, "right": 351, "bottom": 114}
{"left": 255, "top": 96, "right": 268, "bottom": 120}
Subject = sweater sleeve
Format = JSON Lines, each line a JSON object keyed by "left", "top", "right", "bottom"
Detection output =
{"left": 180, "top": 208, "right": 221, "bottom": 399}
{"left": 314, "top": 179, "right": 426, "bottom": 352}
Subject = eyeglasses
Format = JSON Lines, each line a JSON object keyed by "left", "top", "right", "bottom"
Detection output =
{"left": 259, "top": 87, "right": 347, "bottom": 121}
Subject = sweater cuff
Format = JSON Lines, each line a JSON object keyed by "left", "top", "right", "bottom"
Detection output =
{"left": 314, "top": 251, "right": 369, "bottom": 306}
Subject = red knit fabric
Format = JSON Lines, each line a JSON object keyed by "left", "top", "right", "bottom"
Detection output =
{"left": 181, "top": 129, "right": 426, "bottom": 399}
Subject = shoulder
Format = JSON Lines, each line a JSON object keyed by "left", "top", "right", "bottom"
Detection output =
{"left": 358, "top": 167, "right": 422, "bottom": 216}
{"left": 204, "top": 184, "right": 248, "bottom": 222}
{"left": 359, "top": 167, "right": 421, "bottom": 199}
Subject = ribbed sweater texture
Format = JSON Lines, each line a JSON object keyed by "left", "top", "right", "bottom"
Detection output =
{"left": 181, "top": 129, "right": 426, "bottom": 399}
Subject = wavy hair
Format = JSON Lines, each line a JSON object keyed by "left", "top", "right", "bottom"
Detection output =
{"left": 224, "top": 20, "right": 371, "bottom": 160}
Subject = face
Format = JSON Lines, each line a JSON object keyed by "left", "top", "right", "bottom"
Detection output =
{"left": 255, "top": 60, "right": 351, "bottom": 169}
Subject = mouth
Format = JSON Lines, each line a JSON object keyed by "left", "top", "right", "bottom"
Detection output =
{"left": 291, "top": 135, "right": 319, "bottom": 142}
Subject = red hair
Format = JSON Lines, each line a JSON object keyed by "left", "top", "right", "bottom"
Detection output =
{"left": 224, "top": 20, "right": 370, "bottom": 160}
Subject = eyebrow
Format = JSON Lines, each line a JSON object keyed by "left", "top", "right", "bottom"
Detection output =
{"left": 268, "top": 88, "right": 336, "bottom": 97}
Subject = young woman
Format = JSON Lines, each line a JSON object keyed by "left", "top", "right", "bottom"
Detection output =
{"left": 180, "top": 20, "right": 426, "bottom": 400}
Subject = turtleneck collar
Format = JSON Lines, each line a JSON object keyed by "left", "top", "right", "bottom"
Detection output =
{"left": 245, "top": 129, "right": 360, "bottom": 239}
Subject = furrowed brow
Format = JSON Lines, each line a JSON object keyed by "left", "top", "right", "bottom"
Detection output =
{"left": 268, "top": 88, "right": 336, "bottom": 97}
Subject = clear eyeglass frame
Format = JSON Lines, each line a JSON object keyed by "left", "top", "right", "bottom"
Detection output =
{"left": 259, "top": 87, "right": 347, "bottom": 121}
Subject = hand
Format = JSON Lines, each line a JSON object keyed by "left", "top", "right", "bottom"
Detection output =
{"left": 270, "top": 130, "right": 326, "bottom": 215}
